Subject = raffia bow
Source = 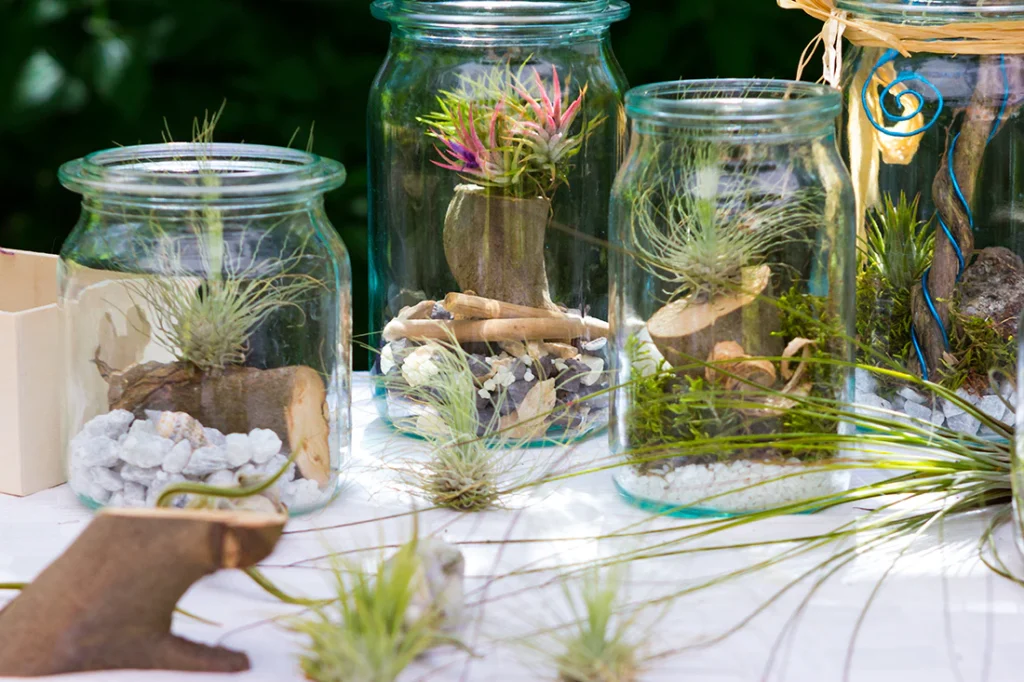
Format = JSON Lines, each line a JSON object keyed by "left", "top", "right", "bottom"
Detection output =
{"left": 782, "top": 0, "right": 1024, "bottom": 87}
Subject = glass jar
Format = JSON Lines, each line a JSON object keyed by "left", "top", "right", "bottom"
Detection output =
{"left": 838, "top": 0, "right": 1023, "bottom": 431}
{"left": 58, "top": 143, "right": 351, "bottom": 514}
{"left": 609, "top": 80, "right": 856, "bottom": 516}
{"left": 368, "top": 0, "right": 630, "bottom": 444}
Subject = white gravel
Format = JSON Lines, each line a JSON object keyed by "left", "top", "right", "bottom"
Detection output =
{"left": 616, "top": 459, "right": 848, "bottom": 514}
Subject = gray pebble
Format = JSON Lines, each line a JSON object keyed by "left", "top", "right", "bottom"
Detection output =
{"left": 854, "top": 368, "right": 878, "bottom": 395}
{"left": 123, "top": 481, "right": 146, "bottom": 507}
{"left": 162, "top": 440, "right": 193, "bottom": 474}
{"left": 899, "top": 387, "right": 927, "bottom": 405}
{"left": 947, "top": 411, "right": 981, "bottom": 436}
{"left": 120, "top": 430, "right": 174, "bottom": 469}
{"left": 182, "top": 445, "right": 232, "bottom": 477}
{"left": 978, "top": 394, "right": 1006, "bottom": 420}
{"left": 120, "top": 464, "right": 159, "bottom": 486}
{"left": 81, "top": 410, "right": 135, "bottom": 441}
{"left": 903, "top": 400, "right": 933, "bottom": 422}
{"left": 90, "top": 466, "right": 124, "bottom": 492}
{"left": 71, "top": 435, "right": 120, "bottom": 468}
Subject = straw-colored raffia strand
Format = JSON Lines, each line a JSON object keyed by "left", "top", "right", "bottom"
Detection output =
{"left": 783, "top": 0, "right": 1024, "bottom": 85}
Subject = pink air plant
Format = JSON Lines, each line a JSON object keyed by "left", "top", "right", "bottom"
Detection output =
{"left": 430, "top": 103, "right": 515, "bottom": 186}
{"left": 513, "top": 66, "right": 588, "bottom": 177}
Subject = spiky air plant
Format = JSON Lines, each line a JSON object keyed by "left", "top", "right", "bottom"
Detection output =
{"left": 420, "top": 60, "right": 602, "bottom": 199}
{"left": 627, "top": 139, "right": 822, "bottom": 302}
{"left": 549, "top": 568, "right": 645, "bottom": 682}
{"left": 861, "top": 192, "right": 935, "bottom": 292}
{"left": 291, "top": 538, "right": 447, "bottom": 682}
{"left": 382, "top": 338, "right": 571, "bottom": 512}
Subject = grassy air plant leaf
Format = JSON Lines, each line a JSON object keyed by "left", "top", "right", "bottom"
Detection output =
{"left": 382, "top": 338, "right": 569, "bottom": 512}
{"left": 420, "top": 61, "right": 602, "bottom": 199}
{"left": 627, "top": 139, "right": 822, "bottom": 303}
{"left": 291, "top": 538, "right": 445, "bottom": 682}
{"left": 549, "top": 568, "right": 644, "bottom": 682}
{"left": 861, "top": 192, "right": 935, "bottom": 293}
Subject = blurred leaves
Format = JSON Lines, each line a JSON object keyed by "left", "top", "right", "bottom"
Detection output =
{"left": 0, "top": 0, "right": 818, "bottom": 368}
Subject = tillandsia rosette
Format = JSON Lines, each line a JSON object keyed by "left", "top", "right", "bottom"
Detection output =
{"left": 421, "top": 62, "right": 602, "bottom": 199}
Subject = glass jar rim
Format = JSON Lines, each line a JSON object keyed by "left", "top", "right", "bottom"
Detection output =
{"left": 837, "top": 0, "right": 1024, "bottom": 22}
{"left": 625, "top": 79, "right": 841, "bottom": 134}
{"left": 371, "top": 0, "right": 630, "bottom": 27}
{"left": 58, "top": 143, "right": 347, "bottom": 199}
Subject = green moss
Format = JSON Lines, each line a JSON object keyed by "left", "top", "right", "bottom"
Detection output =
{"left": 945, "top": 305, "right": 1016, "bottom": 392}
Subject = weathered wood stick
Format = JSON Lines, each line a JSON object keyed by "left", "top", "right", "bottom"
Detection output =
{"left": 0, "top": 507, "right": 286, "bottom": 676}
{"left": 443, "top": 292, "right": 566, "bottom": 320}
{"left": 383, "top": 316, "right": 609, "bottom": 343}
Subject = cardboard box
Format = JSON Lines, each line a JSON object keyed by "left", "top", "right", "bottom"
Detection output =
{"left": 0, "top": 249, "right": 63, "bottom": 496}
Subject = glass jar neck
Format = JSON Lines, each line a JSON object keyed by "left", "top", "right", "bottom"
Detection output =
{"left": 837, "top": 0, "right": 1024, "bottom": 24}
{"left": 626, "top": 80, "right": 841, "bottom": 144}
{"left": 389, "top": 23, "right": 611, "bottom": 46}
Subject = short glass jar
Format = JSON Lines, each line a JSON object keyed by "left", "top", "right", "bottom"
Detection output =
{"left": 368, "top": 0, "right": 630, "bottom": 444}
{"left": 610, "top": 80, "right": 856, "bottom": 516}
{"left": 58, "top": 143, "right": 351, "bottom": 514}
{"left": 839, "top": 0, "right": 1023, "bottom": 430}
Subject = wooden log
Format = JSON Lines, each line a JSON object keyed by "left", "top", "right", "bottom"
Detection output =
{"left": 382, "top": 316, "right": 609, "bottom": 343}
{"left": 646, "top": 265, "right": 783, "bottom": 373}
{"left": 0, "top": 507, "right": 286, "bottom": 676}
{"left": 442, "top": 184, "right": 559, "bottom": 311}
{"left": 105, "top": 363, "right": 331, "bottom": 486}
{"left": 442, "top": 292, "right": 566, "bottom": 320}
{"left": 398, "top": 299, "right": 436, "bottom": 320}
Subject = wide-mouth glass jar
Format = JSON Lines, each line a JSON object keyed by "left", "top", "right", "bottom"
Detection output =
{"left": 823, "top": 0, "right": 1024, "bottom": 433}
{"left": 368, "top": 0, "right": 630, "bottom": 445}
{"left": 609, "top": 79, "right": 856, "bottom": 516}
{"left": 58, "top": 143, "right": 352, "bottom": 514}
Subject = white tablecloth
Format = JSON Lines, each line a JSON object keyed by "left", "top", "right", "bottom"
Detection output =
{"left": 1, "top": 373, "right": 1023, "bottom": 681}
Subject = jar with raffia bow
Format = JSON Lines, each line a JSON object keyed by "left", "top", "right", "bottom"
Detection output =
{"left": 783, "top": 0, "right": 1024, "bottom": 434}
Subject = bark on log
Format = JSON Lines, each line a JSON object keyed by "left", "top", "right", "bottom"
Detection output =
{"left": 382, "top": 316, "right": 609, "bottom": 343}
{"left": 106, "top": 363, "right": 331, "bottom": 485}
{"left": 443, "top": 185, "right": 559, "bottom": 311}
{"left": 646, "top": 265, "right": 783, "bottom": 374}
{"left": 910, "top": 56, "right": 1007, "bottom": 379}
{"left": 443, "top": 292, "right": 566, "bottom": 320}
{"left": 0, "top": 507, "right": 286, "bottom": 676}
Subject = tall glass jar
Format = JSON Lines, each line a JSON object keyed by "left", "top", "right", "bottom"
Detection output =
{"left": 368, "top": 0, "right": 630, "bottom": 444}
{"left": 834, "top": 0, "right": 1023, "bottom": 432}
{"left": 609, "top": 80, "right": 856, "bottom": 516}
{"left": 58, "top": 143, "right": 351, "bottom": 514}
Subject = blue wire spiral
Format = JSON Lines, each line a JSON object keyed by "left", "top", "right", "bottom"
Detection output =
{"left": 865, "top": 51, "right": 1009, "bottom": 380}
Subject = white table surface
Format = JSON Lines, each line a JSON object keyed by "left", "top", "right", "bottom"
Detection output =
{"left": 2, "top": 373, "right": 1023, "bottom": 682}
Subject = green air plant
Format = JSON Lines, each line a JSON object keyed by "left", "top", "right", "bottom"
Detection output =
{"left": 627, "top": 139, "right": 822, "bottom": 303}
{"left": 419, "top": 60, "right": 604, "bottom": 200}
{"left": 291, "top": 538, "right": 444, "bottom": 682}
{"left": 856, "top": 192, "right": 934, "bottom": 371}
{"left": 549, "top": 568, "right": 644, "bottom": 682}
{"left": 382, "top": 338, "right": 568, "bottom": 512}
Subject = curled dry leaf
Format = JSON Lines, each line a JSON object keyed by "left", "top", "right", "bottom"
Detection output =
{"left": 705, "top": 341, "right": 776, "bottom": 391}
{"left": 781, "top": 337, "right": 816, "bottom": 382}
{"left": 499, "top": 379, "right": 556, "bottom": 439}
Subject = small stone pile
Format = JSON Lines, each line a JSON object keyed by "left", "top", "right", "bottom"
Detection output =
{"left": 68, "top": 410, "right": 327, "bottom": 511}
{"left": 380, "top": 311, "right": 610, "bottom": 438}
{"left": 854, "top": 368, "right": 1015, "bottom": 437}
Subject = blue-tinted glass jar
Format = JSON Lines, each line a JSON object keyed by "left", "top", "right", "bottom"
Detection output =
{"left": 368, "top": 0, "right": 630, "bottom": 444}
{"left": 609, "top": 80, "right": 856, "bottom": 515}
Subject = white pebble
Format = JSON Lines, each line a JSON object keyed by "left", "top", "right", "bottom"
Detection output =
{"left": 120, "top": 464, "right": 159, "bottom": 486}
{"left": 120, "top": 431, "right": 174, "bottom": 469}
{"left": 162, "top": 440, "right": 193, "bottom": 474}
{"left": 225, "top": 433, "right": 253, "bottom": 468}
{"left": 899, "top": 387, "right": 927, "bottom": 405}
{"left": 203, "top": 427, "right": 227, "bottom": 447}
{"left": 478, "top": 388, "right": 491, "bottom": 399}
{"left": 90, "top": 466, "right": 124, "bottom": 492}
{"left": 483, "top": 379, "right": 497, "bottom": 392}
{"left": 903, "top": 400, "right": 933, "bottom": 422}
{"left": 380, "top": 343, "right": 396, "bottom": 374}
{"left": 147, "top": 471, "right": 186, "bottom": 507}
{"left": 128, "top": 419, "right": 156, "bottom": 436}
{"left": 68, "top": 466, "right": 111, "bottom": 505}
{"left": 854, "top": 368, "right": 878, "bottom": 395}
{"left": 947, "top": 411, "right": 981, "bottom": 436}
{"left": 205, "top": 469, "right": 237, "bottom": 489}
{"left": 931, "top": 409, "right": 946, "bottom": 427}
{"left": 523, "top": 371, "right": 535, "bottom": 382}
{"left": 182, "top": 445, "right": 231, "bottom": 477}
{"left": 259, "top": 454, "right": 295, "bottom": 482}
{"left": 248, "top": 429, "right": 282, "bottom": 465}
{"left": 108, "top": 492, "right": 125, "bottom": 507}
{"left": 81, "top": 410, "right": 135, "bottom": 440}
{"left": 123, "top": 481, "right": 146, "bottom": 507}
{"left": 582, "top": 337, "right": 608, "bottom": 353}
{"left": 71, "top": 435, "right": 120, "bottom": 468}
{"left": 978, "top": 394, "right": 1006, "bottom": 420}
{"left": 282, "top": 478, "right": 324, "bottom": 511}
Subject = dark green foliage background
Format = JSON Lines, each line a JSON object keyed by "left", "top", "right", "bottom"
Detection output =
{"left": 0, "top": 0, "right": 818, "bottom": 368}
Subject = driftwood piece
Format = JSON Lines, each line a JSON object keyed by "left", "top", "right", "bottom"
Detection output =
{"left": 646, "top": 265, "right": 782, "bottom": 373}
{"left": 398, "top": 300, "right": 437, "bottom": 320}
{"left": 443, "top": 292, "right": 565, "bottom": 320}
{"left": 443, "top": 184, "right": 559, "bottom": 311}
{"left": 382, "top": 316, "right": 609, "bottom": 343}
{"left": 105, "top": 362, "right": 331, "bottom": 485}
{"left": 0, "top": 508, "right": 286, "bottom": 676}
{"left": 910, "top": 56, "right": 1008, "bottom": 379}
